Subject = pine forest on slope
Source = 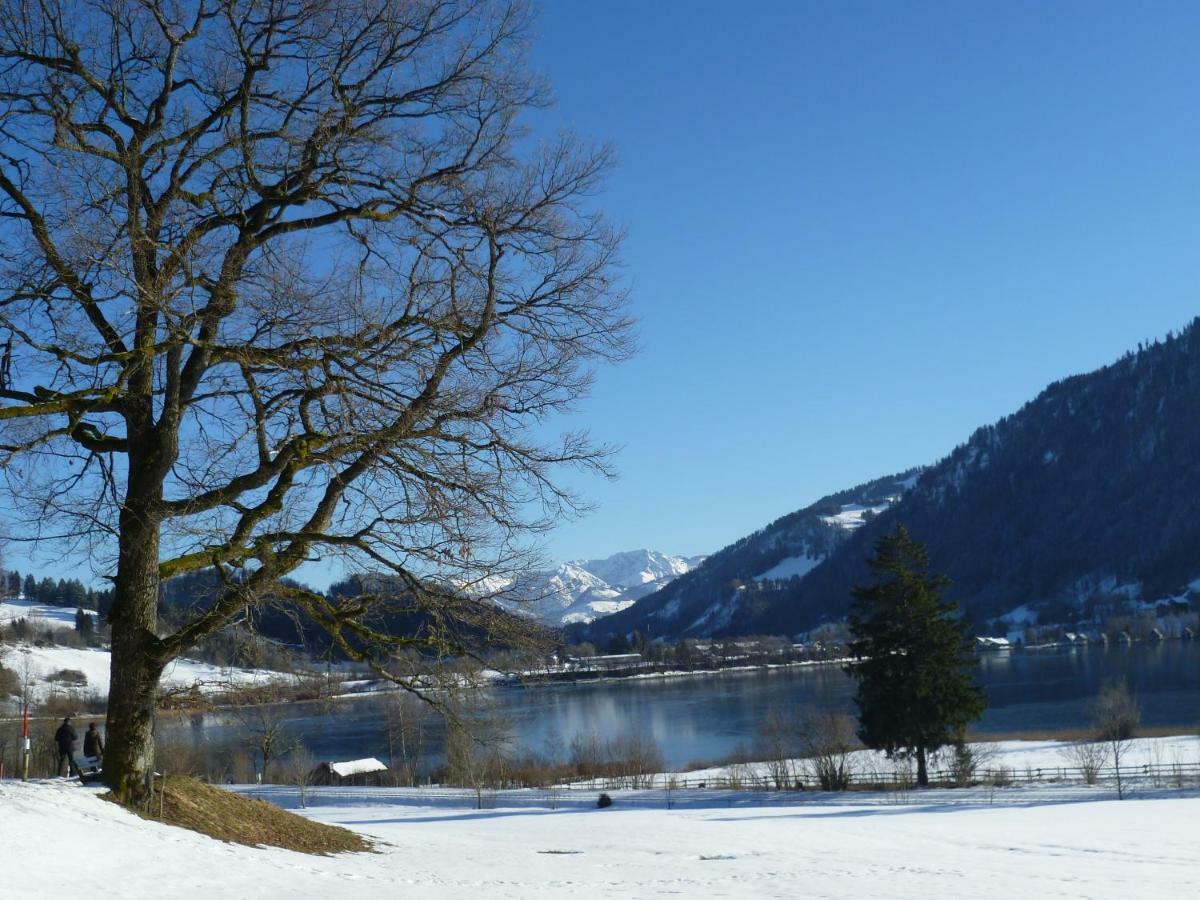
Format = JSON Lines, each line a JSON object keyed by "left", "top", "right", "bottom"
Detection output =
{"left": 582, "top": 320, "right": 1200, "bottom": 643}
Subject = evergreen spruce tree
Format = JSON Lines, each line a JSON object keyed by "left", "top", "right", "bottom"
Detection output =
{"left": 75, "top": 608, "right": 95, "bottom": 641}
{"left": 846, "top": 524, "right": 986, "bottom": 787}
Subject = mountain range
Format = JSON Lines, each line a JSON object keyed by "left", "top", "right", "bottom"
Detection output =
{"left": 581, "top": 319, "right": 1200, "bottom": 643}
{"left": 495, "top": 549, "right": 706, "bottom": 625}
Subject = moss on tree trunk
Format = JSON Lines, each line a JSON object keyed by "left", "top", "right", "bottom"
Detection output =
{"left": 103, "top": 505, "right": 164, "bottom": 806}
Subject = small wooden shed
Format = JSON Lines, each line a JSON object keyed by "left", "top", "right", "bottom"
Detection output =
{"left": 310, "top": 757, "right": 390, "bottom": 787}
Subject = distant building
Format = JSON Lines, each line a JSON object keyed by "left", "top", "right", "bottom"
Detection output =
{"left": 309, "top": 757, "right": 389, "bottom": 787}
{"left": 976, "top": 636, "right": 1012, "bottom": 650}
{"left": 565, "top": 652, "right": 643, "bottom": 671}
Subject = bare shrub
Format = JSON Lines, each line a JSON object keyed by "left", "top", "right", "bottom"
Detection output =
{"left": 801, "top": 711, "right": 859, "bottom": 791}
{"left": 441, "top": 705, "right": 515, "bottom": 805}
{"left": 0, "top": 663, "right": 18, "bottom": 698}
{"left": 890, "top": 756, "right": 916, "bottom": 795}
{"left": 946, "top": 741, "right": 997, "bottom": 787}
{"left": 565, "top": 728, "right": 664, "bottom": 788}
{"left": 755, "top": 709, "right": 801, "bottom": 789}
{"left": 987, "top": 765, "right": 1014, "bottom": 787}
{"left": 153, "top": 734, "right": 209, "bottom": 779}
{"left": 719, "top": 762, "right": 754, "bottom": 791}
{"left": 47, "top": 669, "right": 88, "bottom": 686}
{"left": 39, "top": 690, "right": 106, "bottom": 718}
{"left": 503, "top": 751, "right": 572, "bottom": 789}
{"left": 609, "top": 730, "right": 664, "bottom": 789}
{"left": 569, "top": 730, "right": 606, "bottom": 779}
{"left": 1062, "top": 740, "right": 1109, "bottom": 785}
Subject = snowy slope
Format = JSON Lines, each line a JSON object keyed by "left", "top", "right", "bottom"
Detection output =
{"left": 4, "top": 775, "right": 1200, "bottom": 898}
{"left": 818, "top": 501, "right": 892, "bottom": 531}
{"left": 753, "top": 554, "right": 822, "bottom": 582}
{"left": 0, "top": 597, "right": 282, "bottom": 703}
{"left": 0, "top": 642, "right": 283, "bottom": 703}
{"left": 0, "top": 598, "right": 99, "bottom": 629}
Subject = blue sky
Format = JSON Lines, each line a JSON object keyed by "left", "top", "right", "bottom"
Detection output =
{"left": 9, "top": 1, "right": 1200, "bottom": 586}
{"left": 523, "top": 0, "right": 1200, "bottom": 564}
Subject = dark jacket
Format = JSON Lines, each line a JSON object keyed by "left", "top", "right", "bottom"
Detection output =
{"left": 54, "top": 723, "right": 77, "bottom": 755}
{"left": 83, "top": 729, "right": 104, "bottom": 758}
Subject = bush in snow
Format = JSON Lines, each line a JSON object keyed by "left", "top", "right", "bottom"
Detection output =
{"left": 596, "top": 793, "right": 613, "bottom": 809}
{"left": 1062, "top": 740, "right": 1109, "bottom": 785}
{"left": 48, "top": 668, "right": 88, "bottom": 686}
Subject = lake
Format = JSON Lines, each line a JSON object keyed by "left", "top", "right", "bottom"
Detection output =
{"left": 167, "top": 641, "right": 1200, "bottom": 771}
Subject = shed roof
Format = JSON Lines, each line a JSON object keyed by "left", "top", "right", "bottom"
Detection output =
{"left": 329, "top": 757, "right": 387, "bottom": 777}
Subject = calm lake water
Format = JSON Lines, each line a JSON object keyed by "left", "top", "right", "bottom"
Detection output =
{"left": 169, "top": 642, "right": 1200, "bottom": 770}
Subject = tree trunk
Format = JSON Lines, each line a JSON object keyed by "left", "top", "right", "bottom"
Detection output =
{"left": 916, "top": 744, "right": 929, "bottom": 787}
{"left": 103, "top": 502, "right": 165, "bottom": 806}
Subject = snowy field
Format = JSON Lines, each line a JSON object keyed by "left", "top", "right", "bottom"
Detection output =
{"left": 0, "top": 642, "right": 284, "bottom": 702}
{"left": 0, "top": 598, "right": 100, "bottom": 629}
{"left": 674, "top": 735, "right": 1200, "bottom": 789}
{"left": 3, "top": 777, "right": 1199, "bottom": 898}
{"left": 0, "top": 598, "right": 285, "bottom": 702}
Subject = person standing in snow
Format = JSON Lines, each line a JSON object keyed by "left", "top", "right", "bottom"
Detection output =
{"left": 83, "top": 723, "right": 104, "bottom": 761}
{"left": 54, "top": 716, "right": 79, "bottom": 777}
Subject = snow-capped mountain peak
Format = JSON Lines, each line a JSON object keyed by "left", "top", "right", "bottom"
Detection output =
{"left": 498, "top": 550, "right": 705, "bottom": 625}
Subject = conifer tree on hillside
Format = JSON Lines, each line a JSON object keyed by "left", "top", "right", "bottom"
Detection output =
{"left": 846, "top": 524, "right": 986, "bottom": 787}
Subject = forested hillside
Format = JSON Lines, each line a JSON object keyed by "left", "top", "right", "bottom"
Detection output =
{"left": 588, "top": 320, "right": 1200, "bottom": 641}
{"left": 581, "top": 469, "right": 921, "bottom": 644}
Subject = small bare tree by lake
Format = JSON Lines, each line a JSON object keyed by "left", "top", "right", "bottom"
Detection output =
{"left": 235, "top": 702, "right": 295, "bottom": 785}
{"left": 1093, "top": 680, "right": 1140, "bottom": 799}
{"left": 384, "top": 690, "right": 430, "bottom": 787}
{"left": 755, "top": 710, "right": 801, "bottom": 790}
{"left": 287, "top": 745, "right": 317, "bottom": 809}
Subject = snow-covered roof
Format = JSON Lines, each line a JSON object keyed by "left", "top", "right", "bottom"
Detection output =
{"left": 329, "top": 758, "right": 387, "bottom": 777}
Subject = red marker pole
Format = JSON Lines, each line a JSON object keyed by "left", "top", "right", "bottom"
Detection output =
{"left": 21, "top": 702, "right": 30, "bottom": 781}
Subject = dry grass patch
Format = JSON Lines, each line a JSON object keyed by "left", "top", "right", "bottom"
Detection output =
{"left": 964, "top": 724, "right": 1193, "bottom": 743}
{"left": 107, "top": 777, "right": 369, "bottom": 855}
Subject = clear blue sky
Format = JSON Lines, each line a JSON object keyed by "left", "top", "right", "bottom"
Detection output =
{"left": 525, "top": 0, "right": 1200, "bottom": 564}
{"left": 10, "top": 1, "right": 1200, "bottom": 585}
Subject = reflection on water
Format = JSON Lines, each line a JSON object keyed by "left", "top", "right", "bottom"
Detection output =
{"left": 165, "top": 641, "right": 1200, "bottom": 770}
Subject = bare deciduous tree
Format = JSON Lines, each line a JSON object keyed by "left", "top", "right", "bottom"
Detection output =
{"left": 0, "top": 0, "right": 630, "bottom": 803}
{"left": 236, "top": 700, "right": 294, "bottom": 784}
{"left": 442, "top": 698, "right": 513, "bottom": 806}
{"left": 383, "top": 688, "right": 428, "bottom": 786}
{"left": 754, "top": 709, "right": 800, "bottom": 790}
{"left": 286, "top": 744, "right": 316, "bottom": 808}
{"left": 1093, "top": 679, "right": 1140, "bottom": 799}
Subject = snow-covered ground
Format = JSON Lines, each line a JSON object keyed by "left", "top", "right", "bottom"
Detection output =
{"left": 0, "top": 598, "right": 99, "bottom": 629}
{"left": 674, "top": 735, "right": 1200, "bottom": 788}
{"left": 0, "top": 642, "right": 283, "bottom": 702}
{"left": 754, "top": 553, "right": 822, "bottom": 581}
{"left": 820, "top": 501, "right": 892, "bottom": 530}
{"left": 1, "top": 595, "right": 293, "bottom": 703}
{"left": 3, "top": 777, "right": 1199, "bottom": 898}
